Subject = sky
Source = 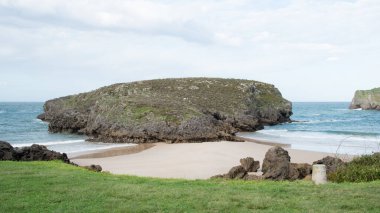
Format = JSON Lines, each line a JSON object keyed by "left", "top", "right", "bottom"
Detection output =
{"left": 0, "top": 0, "right": 379, "bottom": 102}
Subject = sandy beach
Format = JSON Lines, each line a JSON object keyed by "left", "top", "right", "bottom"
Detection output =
{"left": 70, "top": 140, "right": 342, "bottom": 180}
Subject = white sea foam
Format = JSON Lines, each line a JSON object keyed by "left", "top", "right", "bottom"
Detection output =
{"left": 13, "top": 140, "right": 85, "bottom": 148}
{"left": 240, "top": 129, "right": 380, "bottom": 155}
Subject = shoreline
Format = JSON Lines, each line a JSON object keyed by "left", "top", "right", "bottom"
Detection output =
{"left": 70, "top": 138, "right": 347, "bottom": 180}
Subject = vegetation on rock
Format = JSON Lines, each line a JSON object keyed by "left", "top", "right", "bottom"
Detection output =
{"left": 350, "top": 87, "right": 380, "bottom": 110}
{"left": 39, "top": 78, "right": 292, "bottom": 143}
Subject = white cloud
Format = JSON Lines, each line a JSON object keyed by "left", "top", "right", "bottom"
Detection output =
{"left": 0, "top": 0, "right": 379, "bottom": 101}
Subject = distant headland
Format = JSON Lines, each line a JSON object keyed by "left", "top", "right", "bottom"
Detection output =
{"left": 350, "top": 87, "right": 380, "bottom": 110}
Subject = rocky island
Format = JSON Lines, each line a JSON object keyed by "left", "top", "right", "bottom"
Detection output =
{"left": 349, "top": 87, "right": 380, "bottom": 110}
{"left": 38, "top": 78, "right": 292, "bottom": 143}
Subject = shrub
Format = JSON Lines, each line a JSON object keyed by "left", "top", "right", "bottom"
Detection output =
{"left": 329, "top": 153, "right": 380, "bottom": 183}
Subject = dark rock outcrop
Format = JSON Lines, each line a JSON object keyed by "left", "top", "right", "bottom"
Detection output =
{"left": 262, "top": 146, "right": 291, "bottom": 180}
{"left": 350, "top": 87, "right": 380, "bottom": 110}
{"left": 313, "top": 156, "right": 345, "bottom": 175}
{"left": 0, "top": 141, "right": 69, "bottom": 163}
{"left": 14, "top": 144, "right": 70, "bottom": 163}
{"left": 38, "top": 78, "right": 292, "bottom": 143}
{"left": 0, "top": 141, "right": 15, "bottom": 160}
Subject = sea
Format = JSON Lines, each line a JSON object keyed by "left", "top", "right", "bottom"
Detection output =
{"left": 1, "top": 102, "right": 379, "bottom": 155}
{"left": 239, "top": 102, "right": 380, "bottom": 155}
{"left": 0, "top": 102, "right": 135, "bottom": 154}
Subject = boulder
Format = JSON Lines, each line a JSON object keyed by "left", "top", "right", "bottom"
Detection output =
{"left": 240, "top": 157, "right": 260, "bottom": 172}
{"left": 262, "top": 146, "right": 291, "bottom": 180}
{"left": 225, "top": 165, "right": 247, "bottom": 179}
{"left": 289, "top": 163, "right": 312, "bottom": 180}
{"left": 0, "top": 141, "right": 15, "bottom": 160}
{"left": 313, "top": 156, "right": 345, "bottom": 175}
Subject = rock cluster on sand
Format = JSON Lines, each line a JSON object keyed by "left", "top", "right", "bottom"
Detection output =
{"left": 212, "top": 146, "right": 344, "bottom": 181}
{"left": 350, "top": 87, "right": 380, "bottom": 110}
{"left": 38, "top": 78, "right": 292, "bottom": 143}
{"left": 0, "top": 141, "right": 102, "bottom": 172}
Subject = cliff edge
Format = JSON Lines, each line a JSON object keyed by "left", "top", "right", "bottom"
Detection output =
{"left": 38, "top": 78, "right": 292, "bottom": 143}
{"left": 350, "top": 87, "right": 380, "bottom": 110}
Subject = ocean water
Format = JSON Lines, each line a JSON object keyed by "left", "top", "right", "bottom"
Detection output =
{"left": 239, "top": 102, "right": 380, "bottom": 155}
{"left": 0, "top": 102, "right": 135, "bottom": 154}
{"left": 1, "top": 102, "right": 379, "bottom": 155}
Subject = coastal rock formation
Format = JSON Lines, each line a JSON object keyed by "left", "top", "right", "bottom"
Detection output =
{"left": 0, "top": 141, "right": 14, "bottom": 160}
{"left": 350, "top": 87, "right": 380, "bottom": 110}
{"left": 0, "top": 141, "right": 69, "bottom": 162}
{"left": 38, "top": 78, "right": 292, "bottom": 143}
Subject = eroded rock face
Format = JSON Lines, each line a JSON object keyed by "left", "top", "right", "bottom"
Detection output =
{"left": 313, "top": 156, "right": 345, "bottom": 175}
{"left": 39, "top": 78, "right": 292, "bottom": 143}
{"left": 350, "top": 87, "right": 380, "bottom": 110}
{"left": 262, "top": 146, "right": 291, "bottom": 180}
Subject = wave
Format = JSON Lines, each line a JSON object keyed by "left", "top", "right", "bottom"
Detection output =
{"left": 254, "top": 129, "right": 380, "bottom": 142}
{"left": 13, "top": 140, "right": 85, "bottom": 148}
{"left": 0, "top": 110, "right": 5, "bottom": 114}
{"left": 305, "top": 119, "right": 349, "bottom": 124}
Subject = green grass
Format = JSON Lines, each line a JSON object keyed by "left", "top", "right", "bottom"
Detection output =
{"left": 1, "top": 161, "right": 380, "bottom": 212}
{"left": 330, "top": 153, "right": 380, "bottom": 183}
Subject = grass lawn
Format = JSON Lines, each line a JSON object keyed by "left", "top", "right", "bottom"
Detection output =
{"left": 1, "top": 161, "right": 380, "bottom": 212}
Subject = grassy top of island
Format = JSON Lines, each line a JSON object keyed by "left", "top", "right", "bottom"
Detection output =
{"left": 39, "top": 78, "right": 292, "bottom": 143}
